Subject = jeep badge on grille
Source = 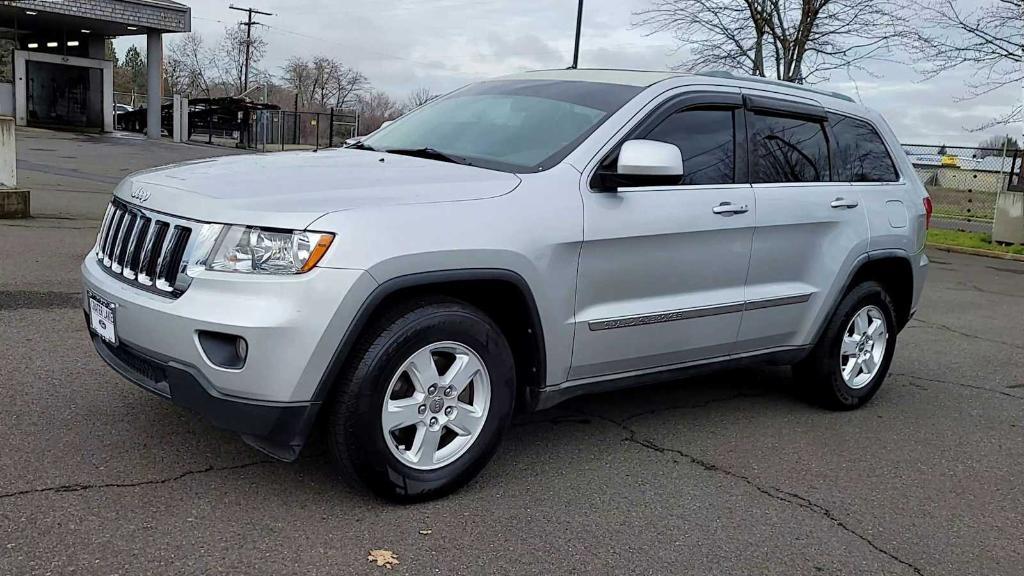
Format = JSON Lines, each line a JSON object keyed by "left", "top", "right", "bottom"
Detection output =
{"left": 131, "top": 187, "right": 151, "bottom": 203}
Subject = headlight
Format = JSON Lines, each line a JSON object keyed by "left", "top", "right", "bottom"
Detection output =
{"left": 206, "top": 226, "right": 334, "bottom": 274}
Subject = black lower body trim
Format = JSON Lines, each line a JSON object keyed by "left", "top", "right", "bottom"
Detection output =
{"left": 90, "top": 332, "right": 319, "bottom": 461}
{"left": 530, "top": 346, "right": 812, "bottom": 410}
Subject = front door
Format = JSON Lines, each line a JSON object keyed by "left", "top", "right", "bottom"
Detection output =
{"left": 569, "top": 89, "right": 755, "bottom": 380}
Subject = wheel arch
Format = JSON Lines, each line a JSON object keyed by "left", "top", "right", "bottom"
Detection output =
{"left": 813, "top": 250, "right": 915, "bottom": 347}
{"left": 850, "top": 251, "right": 915, "bottom": 330}
{"left": 311, "top": 269, "right": 547, "bottom": 411}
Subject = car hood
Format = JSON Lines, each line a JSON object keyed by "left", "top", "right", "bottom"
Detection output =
{"left": 113, "top": 149, "right": 522, "bottom": 230}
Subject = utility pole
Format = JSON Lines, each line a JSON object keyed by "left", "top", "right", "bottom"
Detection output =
{"left": 571, "top": 0, "right": 584, "bottom": 69}
{"left": 229, "top": 5, "right": 273, "bottom": 94}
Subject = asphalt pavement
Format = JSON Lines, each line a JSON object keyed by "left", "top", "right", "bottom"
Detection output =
{"left": 1, "top": 130, "right": 1022, "bottom": 575}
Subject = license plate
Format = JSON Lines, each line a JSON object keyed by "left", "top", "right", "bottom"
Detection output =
{"left": 88, "top": 292, "right": 118, "bottom": 345}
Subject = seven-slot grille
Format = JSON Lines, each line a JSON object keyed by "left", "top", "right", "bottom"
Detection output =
{"left": 94, "top": 199, "right": 198, "bottom": 298}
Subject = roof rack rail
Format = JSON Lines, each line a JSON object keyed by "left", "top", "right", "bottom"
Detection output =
{"left": 697, "top": 71, "right": 857, "bottom": 104}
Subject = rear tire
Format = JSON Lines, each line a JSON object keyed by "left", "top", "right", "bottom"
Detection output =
{"left": 794, "top": 281, "right": 897, "bottom": 410}
{"left": 327, "top": 297, "right": 515, "bottom": 502}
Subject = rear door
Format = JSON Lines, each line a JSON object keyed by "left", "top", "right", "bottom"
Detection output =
{"left": 735, "top": 92, "right": 870, "bottom": 353}
{"left": 570, "top": 88, "right": 755, "bottom": 380}
{"left": 828, "top": 112, "right": 916, "bottom": 254}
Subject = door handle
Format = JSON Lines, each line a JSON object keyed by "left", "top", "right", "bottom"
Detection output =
{"left": 830, "top": 197, "right": 860, "bottom": 209}
{"left": 712, "top": 202, "right": 750, "bottom": 215}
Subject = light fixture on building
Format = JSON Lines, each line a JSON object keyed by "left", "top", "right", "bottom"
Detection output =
{"left": 46, "top": 42, "right": 59, "bottom": 48}
{"left": 127, "top": 26, "right": 139, "bottom": 30}
{"left": 81, "top": 29, "right": 91, "bottom": 34}
{"left": 27, "top": 43, "right": 39, "bottom": 49}
{"left": 24, "top": 11, "right": 37, "bottom": 15}
{"left": 67, "top": 41, "right": 80, "bottom": 47}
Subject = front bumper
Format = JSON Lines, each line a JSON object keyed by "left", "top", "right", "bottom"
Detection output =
{"left": 82, "top": 255, "right": 378, "bottom": 457}
{"left": 89, "top": 333, "right": 317, "bottom": 460}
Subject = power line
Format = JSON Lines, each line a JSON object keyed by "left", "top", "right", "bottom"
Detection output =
{"left": 229, "top": 5, "right": 274, "bottom": 93}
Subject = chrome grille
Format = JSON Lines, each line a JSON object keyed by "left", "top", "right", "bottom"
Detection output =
{"left": 94, "top": 199, "right": 211, "bottom": 298}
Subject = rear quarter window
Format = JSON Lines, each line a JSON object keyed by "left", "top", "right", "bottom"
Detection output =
{"left": 829, "top": 114, "right": 899, "bottom": 183}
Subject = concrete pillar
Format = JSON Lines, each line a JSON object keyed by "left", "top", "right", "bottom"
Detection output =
{"left": 0, "top": 116, "right": 30, "bottom": 218}
{"left": 172, "top": 94, "right": 181, "bottom": 142}
{"left": 172, "top": 95, "right": 189, "bottom": 143}
{"left": 146, "top": 32, "right": 163, "bottom": 140}
{"left": 0, "top": 116, "right": 15, "bottom": 187}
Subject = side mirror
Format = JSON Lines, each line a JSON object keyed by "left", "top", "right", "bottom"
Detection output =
{"left": 595, "top": 139, "right": 684, "bottom": 191}
{"left": 617, "top": 139, "right": 684, "bottom": 177}
{"left": 379, "top": 120, "right": 394, "bottom": 130}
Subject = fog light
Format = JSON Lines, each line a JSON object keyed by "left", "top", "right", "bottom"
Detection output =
{"left": 197, "top": 331, "right": 248, "bottom": 370}
{"left": 235, "top": 337, "right": 248, "bottom": 362}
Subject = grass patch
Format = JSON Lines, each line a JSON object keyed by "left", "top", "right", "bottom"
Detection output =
{"left": 928, "top": 229, "right": 1024, "bottom": 255}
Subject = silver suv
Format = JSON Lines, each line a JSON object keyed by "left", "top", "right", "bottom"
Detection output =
{"left": 82, "top": 69, "right": 930, "bottom": 501}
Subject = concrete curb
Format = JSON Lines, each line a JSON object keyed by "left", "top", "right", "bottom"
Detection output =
{"left": 929, "top": 243, "right": 1024, "bottom": 262}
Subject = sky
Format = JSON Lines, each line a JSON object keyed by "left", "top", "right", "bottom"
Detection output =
{"left": 116, "top": 0, "right": 1023, "bottom": 147}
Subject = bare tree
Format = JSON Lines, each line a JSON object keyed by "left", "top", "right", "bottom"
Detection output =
{"left": 165, "top": 33, "right": 212, "bottom": 98}
{"left": 217, "top": 25, "right": 267, "bottom": 96}
{"left": 976, "top": 134, "right": 1021, "bottom": 157}
{"left": 634, "top": 0, "right": 914, "bottom": 83}
{"left": 331, "top": 66, "right": 369, "bottom": 111}
{"left": 908, "top": 0, "right": 1022, "bottom": 128}
{"left": 406, "top": 87, "right": 439, "bottom": 109}
{"left": 357, "top": 90, "right": 404, "bottom": 135}
{"left": 281, "top": 56, "right": 314, "bottom": 107}
{"left": 282, "top": 56, "right": 369, "bottom": 111}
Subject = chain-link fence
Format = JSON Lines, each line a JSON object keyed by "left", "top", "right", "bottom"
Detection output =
{"left": 246, "top": 109, "right": 359, "bottom": 152}
{"left": 902, "top": 144, "right": 1018, "bottom": 233}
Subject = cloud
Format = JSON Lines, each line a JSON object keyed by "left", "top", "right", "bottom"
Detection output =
{"left": 116, "top": 0, "right": 1021, "bottom": 146}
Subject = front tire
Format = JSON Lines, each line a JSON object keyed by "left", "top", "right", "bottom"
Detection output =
{"left": 795, "top": 281, "right": 897, "bottom": 410}
{"left": 327, "top": 297, "right": 515, "bottom": 502}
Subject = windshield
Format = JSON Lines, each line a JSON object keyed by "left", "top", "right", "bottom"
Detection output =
{"left": 362, "top": 79, "right": 643, "bottom": 173}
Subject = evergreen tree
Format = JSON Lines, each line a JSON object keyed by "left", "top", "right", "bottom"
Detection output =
{"left": 121, "top": 46, "right": 146, "bottom": 94}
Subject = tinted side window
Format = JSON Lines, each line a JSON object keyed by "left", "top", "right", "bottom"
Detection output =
{"left": 645, "top": 108, "right": 735, "bottom": 185}
{"left": 829, "top": 114, "right": 899, "bottom": 182}
{"left": 749, "top": 114, "right": 829, "bottom": 183}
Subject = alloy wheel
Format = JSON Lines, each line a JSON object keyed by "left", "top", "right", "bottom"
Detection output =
{"left": 839, "top": 305, "right": 888, "bottom": 390}
{"left": 381, "top": 341, "right": 491, "bottom": 470}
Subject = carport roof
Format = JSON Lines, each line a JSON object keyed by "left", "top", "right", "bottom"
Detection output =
{"left": 0, "top": 0, "right": 190, "bottom": 35}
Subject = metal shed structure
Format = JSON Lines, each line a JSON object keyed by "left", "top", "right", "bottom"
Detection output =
{"left": 0, "top": 0, "right": 190, "bottom": 138}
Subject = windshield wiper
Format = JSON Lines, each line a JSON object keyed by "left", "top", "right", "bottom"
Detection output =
{"left": 344, "top": 140, "right": 376, "bottom": 151}
{"left": 383, "top": 147, "right": 473, "bottom": 166}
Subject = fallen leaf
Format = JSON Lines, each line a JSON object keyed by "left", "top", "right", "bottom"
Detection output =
{"left": 418, "top": 529, "right": 432, "bottom": 535}
{"left": 368, "top": 549, "right": 400, "bottom": 569}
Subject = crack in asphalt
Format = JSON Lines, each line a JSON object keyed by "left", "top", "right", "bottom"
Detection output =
{"left": 987, "top": 265, "right": 1024, "bottom": 276}
{"left": 891, "top": 373, "right": 1024, "bottom": 400}
{"left": 0, "top": 290, "right": 82, "bottom": 311}
{"left": 941, "top": 283, "right": 1024, "bottom": 300}
{"left": 575, "top": 408, "right": 926, "bottom": 576}
{"left": 0, "top": 222, "right": 99, "bottom": 230}
{"left": 0, "top": 460, "right": 275, "bottom": 501}
{"left": 908, "top": 318, "right": 1024, "bottom": 351}
{"left": 16, "top": 160, "right": 123, "bottom": 186}
{"left": 0, "top": 289, "right": 80, "bottom": 311}
{"left": 619, "top": 390, "right": 773, "bottom": 424}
